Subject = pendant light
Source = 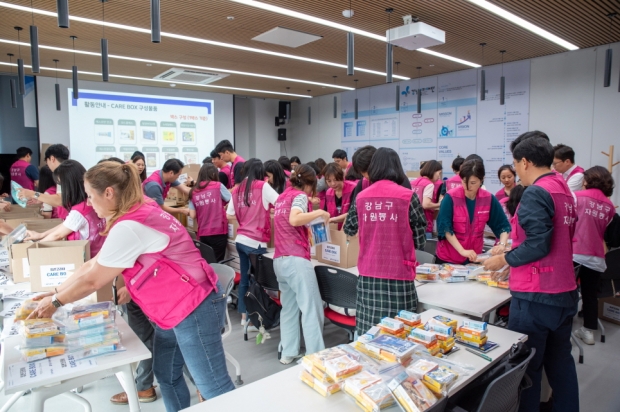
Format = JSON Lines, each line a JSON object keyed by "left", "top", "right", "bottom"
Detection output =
{"left": 30, "top": 1, "right": 40, "bottom": 73}
{"left": 395, "top": 62, "right": 400, "bottom": 111}
{"left": 499, "top": 50, "right": 506, "bottom": 105}
{"left": 100, "top": 0, "right": 109, "bottom": 82}
{"left": 151, "top": 0, "right": 161, "bottom": 43}
{"left": 479, "top": 43, "right": 486, "bottom": 101}
{"left": 354, "top": 79, "right": 359, "bottom": 120}
{"left": 416, "top": 67, "right": 422, "bottom": 114}
{"left": 604, "top": 13, "right": 616, "bottom": 88}
{"left": 14, "top": 27, "right": 25, "bottom": 95}
{"left": 385, "top": 8, "right": 394, "bottom": 84}
{"left": 7, "top": 53, "right": 17, "bottom": 108}
{"left": 333, "top": 76, "right": 338, "bottom": 118}
{"left": 70, "top": 35, "right": 79, "bottom": 100}
{"left": 57, "top": 0, "right": 69, "bottom": 28}
{"left": 54, "top": 59, "right": 61, "bottom": 111}
{"left": 346, "top": 0, "right": 354, "bottom": 75}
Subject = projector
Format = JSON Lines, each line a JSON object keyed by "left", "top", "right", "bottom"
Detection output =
{"left": 386, "top": 19, "right": 445, "bottom": 51}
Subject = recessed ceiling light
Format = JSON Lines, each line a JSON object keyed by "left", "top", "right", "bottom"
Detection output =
{"left": 429, "top": 64, "right": 435, "bottom": 67}
{"left": 342, "top": 9, "right": 354, "bottom": 18}
{"left": 467, "top": 0, "right": 578, "bottom": 50}
{"left": 146, "top": 63, "right": 152, "bottom": 66}
{"left": 227, "top": 16, "right": 234, "bottom": 20}
{"left": 0, "top": 2, "right": 409, "bottom": 80}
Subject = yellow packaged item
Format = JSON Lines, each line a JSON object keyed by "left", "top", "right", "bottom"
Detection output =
{"left": 306, "top": 347, "right": 348, "bottom": 372}
{"left": 343, "top": 370, "right": 381, "bottom": 397}
{"left": 458, "top": 326, "right": 488, "bottom": 338}
{"left": 408, "top": 359, "right": 438, "bottom": 377}
{"left": 432, "top": 316, "right": 458, "bottom": 330}
{"left": 389, "top": 371, "right": 438, "bottom": 412}
{"left": 456, "top": 331, "right": 488, "bottom": 345}
{"left": 20, "top": 346, "right": 66, "bottom": 362}
{"left": 487, "top": 280, "right": 498, "bottom": 287}
{"left": 395, "top": 316, "right": 422, "bottom": 328}
{"left": 324, "top": 355, "right": 363, "bottom": 382}
{"left": 20, "top": 319, "right": 62, "bottom": 338}
{"left": 498, "top": 281, "right": 509, "bottom": 289}
{"left": 14, "top": 300, "right": 39, "bottom": 321}
{"left": 300, "top": 369, "right": 341, "bottom": 397}
{"left": 423, "top": 366, "right": 459, "bottom": 392}
{"left": 378, "top": 328, "right": 409, "bottom": 340}
{"left": 301, "top": 357, "right": 334, "bottom": 383}
{"left": 356, "top": 382, "right": 396, "bottom": 412}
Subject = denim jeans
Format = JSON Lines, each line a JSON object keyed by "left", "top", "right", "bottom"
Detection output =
{"left": 273, "top": 256, "right": 325, "bottom": 357}
{"left": 153, "top": 283, "right": 235, "bottom": 412}
{"left": 235, "top": 242, "right": 266, "bottom": 314}
{"left": 508, "top": 297, "right": 579, "bottom": 412}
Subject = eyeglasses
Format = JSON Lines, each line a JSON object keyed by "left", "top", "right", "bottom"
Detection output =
{"left": 552, "top": 161, "right": 564, "bottom": 167}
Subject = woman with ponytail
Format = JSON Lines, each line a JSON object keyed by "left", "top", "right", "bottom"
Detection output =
{"left": 273, "top": 164, "right": 330, "bottom": 364}
{"left": 27, "top": 161, "right": 235, "bottom": 412}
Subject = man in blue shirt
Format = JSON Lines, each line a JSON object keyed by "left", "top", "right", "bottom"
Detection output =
{"left": 143, "top": 159, "right": 191, "bottom": 216}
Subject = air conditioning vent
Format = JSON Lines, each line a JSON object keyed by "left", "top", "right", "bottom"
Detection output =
{"left": 153, "top": 68, "right": 229, "bottom": 84}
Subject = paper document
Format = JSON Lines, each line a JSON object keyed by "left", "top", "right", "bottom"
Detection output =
{"left": 6, "top": 354, "right": 98, "bottom": 389}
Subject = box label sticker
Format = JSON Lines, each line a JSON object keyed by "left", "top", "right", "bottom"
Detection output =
{"left": 187, "top": 217, "right": 194, "bottom": 228}
{"left": 603, "top": 302, "right": 620, "bottom": 322}
{"left": 228, "top": 223, "right": 234, "bottom": 238}
{"left": 40, "top": 264, "right": 75, "bottom": 287}
{"left": 321, "top": 244, "right": 341, "bottom": 264}
{"left": 22, "top": 258, "right": 30, "bottom": 278}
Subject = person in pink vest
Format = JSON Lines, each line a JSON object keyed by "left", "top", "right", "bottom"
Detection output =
{"left": 411, "top": 160, "right": 443, "bottom": 239}
{"left": 344, "top": 148, "right": 427, "bottom": 335}
{"left": 189, "top": 163, "right": 231, "bottom": 263}
{"left": 36, "top": 165, "right": 62, "bottom": 219}
{"left": 332, "top": 149, "right": 352, "bottom": 173}
{"left": 273, "top": 164, "right": 330, "bottom": 364}
{"left": 484, "top": 132, "right": 579, "bottom": 412}
{"left": 25, "top": 160, "right": 106, "bottom": 256}
{"left": 314, "top": 158, "right": 328, "bottom": 209}
{"left": 227, "top": 159, "right": 279, "bottom": 326}
{"left": 289, "top": 156, "right": 301, "bottom": 169}
{"left": 436, "top": 160, "right": 510, "bottom": 264}
{"left": 27, "top": 161, "right": 235, "bottom": 412}
{"left": 572, "top": 166, "right": 615, "bottom": 345}
{"left": 142, "top": 159, "right": 191, "bottom": 216}
{"left": 210, "top": 149, "right": 232, "bottom": 189}
{"left": 10, "top": 147, "right": 39, "bottom": 191}
{"left": 502, "top": 185, "right": 525, "bottom": 221}
{"left": 444, "top": 156, "right": 465, "bottom": 193}
{"left": 16, "top": 144, "right": 69, "bottom": 211}
{"left": 495, "top": 164, "right": 517, "bottom": 201}
{"left": 264, "top": 160, "right": 288, "bottom": 194}
{"left": 553, "top": 143, "right": 584, "bottom": 192}
{"left": 214, "top": 139, "right": 245, "bottom": 189}
{"left": 323, "top": 163, "right": 356, "bottom": 230}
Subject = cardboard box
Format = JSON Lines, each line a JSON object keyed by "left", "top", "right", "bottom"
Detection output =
{"left": 599, "top": 296, "right": 620, "bottom": 326}
{"left": 0, "top": 209, "right": 41, "bottom": 221}
{"left": 9, "top": 242, "right": 37, "bottom": 283}
{"left": 4, "top": 218, "right": 60, "bottom": 231}
{"left": 28, "top": 240, "right": 91, "bottom": 292}
{"left": 316, "top": 226, "right": 360, "bottom": 269}
{"left": 182, "top": 164, "right": 201, "bottom": 181}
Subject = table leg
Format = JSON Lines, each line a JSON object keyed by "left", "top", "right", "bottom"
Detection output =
{"left": 28, "top": 390, "right": 46, "bottom": 412}
{"left": 62, "top": 392, "right": 92, "bottom": 412}
{"left": 116, "top": 364, "right": 141, "bottom": 412}
{"left": 0, "top": 390, "right": 26, "bottom": 412}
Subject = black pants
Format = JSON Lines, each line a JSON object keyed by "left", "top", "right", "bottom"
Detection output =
{"left": 578, "top": 264, "right": 602, "bottom": 330}
{"left": 200, "top": 234, "right": 228, "bottom": 263}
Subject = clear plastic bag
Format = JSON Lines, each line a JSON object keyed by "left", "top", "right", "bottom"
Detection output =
{"left": 10, "top": 181, "right": 27, "bottom": 208}
{"left": 53, "top": 301, "right": 116, "bottom": 330}
{"left": 308, "top": 217, "right": 331, "bottom": 246}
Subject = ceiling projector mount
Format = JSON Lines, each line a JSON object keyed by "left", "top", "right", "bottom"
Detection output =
{"left": 387, "top": 15, "right": 445, "bottom": 50}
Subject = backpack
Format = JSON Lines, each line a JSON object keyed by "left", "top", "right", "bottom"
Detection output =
{"left": 244, "top": 282, "right": 281, "bottom": 330}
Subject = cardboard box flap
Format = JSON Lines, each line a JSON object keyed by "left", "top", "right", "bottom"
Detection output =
{"left": 28, "top": 240, "right": 91, "bottom": 292}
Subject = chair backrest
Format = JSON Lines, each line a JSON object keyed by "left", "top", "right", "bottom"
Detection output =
{"left": 211, "top": 263, "right": 236, "bottom": 297}
{"left": 416, "top": 249, "right": 436, "bottom": 265}
{"left": 314, "top": 266, "right": 358, "bottom": 310}
{"left": 601, "top": 249, "right": 620, "bottom": 280}
{"left": 424, "top": 238, "right": 438, "bottom": 256}
{"left": 251, "top": 254, "right": 280, "bottom": 291}
{"left": 476, "top": 348, "right": 536, "bottom": 412}
{"left": 194, "top": 241, "right": 217, "bottom": 264}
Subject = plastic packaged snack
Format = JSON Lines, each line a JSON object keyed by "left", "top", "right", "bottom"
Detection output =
{"left": 397, "top": 310, "right": 421, "bottom": 323}
{"left": 425, "top": 321, "right": 453, "bottom": 337}
{"left": 408, "top": 359, "right": 438, "bottom": 377}
{"left": 389, "top": 371, "right": 438, "bottom": 412}
{"left": 300, "top": 369, "right": 342, "bottom": 397}
{"left": 475, "top": 253, "right": 491, "bottom": 263}
{"left": 441, "top": 275, "right": 467, "bottom": 283}
{"left": 22, "top": 334, "right": 66, "bottom": 348}
{"left": 380, "top": 317, "right": 404, "bottom": 333}
{"left": 365, "top": 335, "right": 419, "bottom": 364}
{"left": 409, "top": 328, "right": 437, "bottom": 343}
{"left": 324, "top": 355, "right": 363, "bottom": 382}
{"left": 415, "top": 273, "right": 438, "bottom": 282}
{"left": 433, "top": 316, "right": 457, "bottom": 330}
{"left": 415, "top": 264, "right": 441, "bottom": 274}
{"left": 14, "top": 300, "right": 39, "bottom": 321}
{"left": 54, "top": 302, "right": 116, "bottom": 329}
{"left": 65, "top": 331, "right": 120, "bottom": 348}
{"left": 343, "top": 370, "right": 381, "bottom": 397}
{"left": 19, "top": 319, "right": 62, "bottom": 338}
{"left": 356, "top": 382, "right": 396, "bottom": 412}
{"left": 306, "top": 347, "right": 349, "bottom": 372}
{"left": 423, "top": 366, "right": 458, "bottom": 393}
{"left": 67, "top": 343, "right": 125, "bottom": 360}
{"left": 18, "top": 345, "right": 66, "bottom": 362}
{"left": 301, "top": 356, "right": 334, "bottom": 384}
{"left": 462, "top": 320, "right": 488, "bottom": 331}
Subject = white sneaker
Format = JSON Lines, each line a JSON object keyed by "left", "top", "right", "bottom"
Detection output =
{"left": 280, "top": 353, "right": 304, "bottom": 365}
{"left": 240, "top": 318, "right": 247, "bottom": 327}
{"left": 246, "top": 325, "right": 259, "bottom": 333}
{"left": 574, "top": 327, "right": 595, "bottom": 345}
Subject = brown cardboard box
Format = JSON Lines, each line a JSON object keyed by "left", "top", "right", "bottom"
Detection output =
{"left": 169, "top": 207, "right": 188, "bottom": 227}
{"left": 163, "top": 199, "right": 178, "bottom": 208}
{"left": 9, "top": 242, "right": 37, "bottom": 283}
{"left": 182, "top": 164, "right": 201, "bottom": 181}
{"left": 0, "top": 209, "right": 41, "bottom": 221}
{"left": 4, "top": 218, "right": 60, "bottom": 230}
{"left": 599, "top": 296, "right": 620, "bottom": 326}
{"left": 316, "top": 226, "right": 360, "bottom": 269}
{"left": 28, "top": 240, "right": 91, "bottom": 292}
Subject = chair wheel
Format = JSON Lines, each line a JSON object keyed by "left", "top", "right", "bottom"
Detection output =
{"left": 601, "top": 336, "right": 605, "bottom": 343}
{"left": 235, "top": 376, "right": 244, "bottom": 385}
{"left": 244, "top": 333, "right": 248, "bottom": 341}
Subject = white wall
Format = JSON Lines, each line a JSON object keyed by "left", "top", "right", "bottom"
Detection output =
{"left": 234, "top": 96, "right": 286, "bottom": 161}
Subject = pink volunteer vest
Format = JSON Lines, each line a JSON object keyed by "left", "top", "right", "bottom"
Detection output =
{"left": 66, "top": 201, "right": 106, "bottom": 256}
{"left": 10, "top": 160, "right": 35, "bottom": 190}
{"left": 43, "top": 186, "right": 66, "bottom": 220}
{"left": 445, "top": 175, "right": 462, "bottom": 191}
{"left": 433, "top": 180, "right": 443, "bottom": 202}
{"left": 436, "top": 187, "right": 491, "bottom": 264}
{"left": 273, "top": 187, "right": 310, "bottom": 260}
{"left": 510, "top": 174, "right": 577, "bottom": 293}
{"left": 357, "top": 180, "right": 417, "bottom": 281}
{"left": 499, "top": 197, "right": 510, "bottom": 221}
{"left": 192, "top": 182, "right": 227, "bottom": 237}
{"left": 220, "top": 165, "right": 232, "bottom": 189}
{"left": 229, "top": 156, "right": 245, "bottom": 188}
{"left": 566, "top": 166, "right": 585, "bottom": 181}
{"left": 411, "top": 177, "right": 435, "bottom": 233}
{"left": 233, "top": 179, "right": 271, "bottom": 242}
{"left": 326, "top": 180, "right": 355, "bottom": 230}
{"left": 361, "top": 178, "right": 370, "bottom": 191}
{"left": 495, "top": 188, "right": 509, "bottom": 202}
{"left": 142, "top": 170, "right": 171, "bottom": 199}
{"left": 115, "top": 204, "right": 218, "bottom": 329}
{"left": 573, "top": 188, "right": 615, "bottom": 258}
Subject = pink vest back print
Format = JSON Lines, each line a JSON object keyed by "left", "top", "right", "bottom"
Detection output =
{"left": 10, "top": 160, "right": 35, "bottom": 190}
{"left": 192, "top": 182, "right": 228, "bottom": 237}
{"left": 510, "top": 174, "right": 577, "bottom": 293}
{"left": 273, "top": 187, "right": 310, "bottom": 260}
{"left": 142, "top": 170, "right": 171, "bottom": 199}
{"left": 326, "top": 180, "right": 356, "bottom": 230}
{"left": 436, "top": 187, "right": 491, "bottom": 263}
{"left": 573, "top": 188, "right": 615, "bottom": 258}
{"left": 66, "top": 201, "right": 106, "bottom": 256}
{"left": 233, "top": 180, "right": 271, "bottom": 242}
{"left": 115, "top": 204, "right": 218, "bottom": 329}
{"left": 410, "top": 176, "right": 434, "bottom": 233}
{"left": 357, "top": 181, "right": 417, "bottom": 280}
{"left": 445, "top": 175, "right": 462, "bottom": 191}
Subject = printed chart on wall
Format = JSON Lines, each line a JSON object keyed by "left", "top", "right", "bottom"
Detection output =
{"left": 67, "top": 89, "right": 214, "bottom": 172}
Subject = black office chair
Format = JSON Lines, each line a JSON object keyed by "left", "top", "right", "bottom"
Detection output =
{"left": 314, "top": 266, "right": 358, "bottom": 342}
{"left": 194, "top": 241, "right": 236, "bottom": 307}
{"left": 424, "top": 238, "right": 438, "bottom": 255}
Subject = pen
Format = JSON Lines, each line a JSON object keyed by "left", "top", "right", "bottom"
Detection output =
{"left": 466, "top": 348, "right": 492, "bottom": 362}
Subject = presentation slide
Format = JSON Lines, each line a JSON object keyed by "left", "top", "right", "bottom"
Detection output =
{"left": 67, "top": 89, "right": 214, "bottom": 172}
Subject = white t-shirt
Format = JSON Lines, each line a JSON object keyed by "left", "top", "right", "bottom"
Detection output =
{"left": 63, "top": 210, "right": 90, "bottom": 240}
{"left": 226, "top": 181, "right": 279, "bottom": 248}
{"left": 97, "top": 221, "right": 169, "bottom": 268}
{"left": 563, "top": 165, "right": 584, "bottom": 193}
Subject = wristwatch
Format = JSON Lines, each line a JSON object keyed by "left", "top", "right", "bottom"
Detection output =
{"left": 498, "top": 242, "right": 507, "bottom": 247}
{"left": 34, "top": 192, "right": 41, "bottom": 199}
{"left": 51, "top": 294, "right": 64, "bottom": 308}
